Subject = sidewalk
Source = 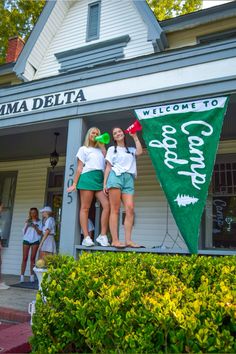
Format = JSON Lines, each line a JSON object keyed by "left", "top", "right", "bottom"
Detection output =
{"left": 0, "top": 274, "right": 37, "bottom": 353}
{"left": 0, "top": 274, "right": 37, "bottom": 312}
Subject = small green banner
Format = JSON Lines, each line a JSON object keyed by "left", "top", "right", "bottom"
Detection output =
{"left": 135, "top": 97, "right": 229, "bottom": 253}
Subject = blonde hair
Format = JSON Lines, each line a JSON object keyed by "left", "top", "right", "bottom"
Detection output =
{"left": 83, "top": 127, "right": 101, "bottom": 148}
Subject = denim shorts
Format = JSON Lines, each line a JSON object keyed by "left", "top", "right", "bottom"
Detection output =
{"left": 107, "top": 170, "right": 134, "bottom": 195}
{"left": 23, "top": 240, "right": 40, "bottom": 246}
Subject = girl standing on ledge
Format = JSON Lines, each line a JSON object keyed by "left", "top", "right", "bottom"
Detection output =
{"left": 104, "top": 127, "right": 143, "bottom": 248}
{"left": 67, "top": 127, "right": 110, "bottom": 247}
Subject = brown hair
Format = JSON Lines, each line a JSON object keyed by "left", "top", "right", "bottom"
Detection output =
{"left": 112, "top": 127, "right": 131, "bottom": 154}
{"left": 27, "top": 207, "right": 40, "bottom": 222}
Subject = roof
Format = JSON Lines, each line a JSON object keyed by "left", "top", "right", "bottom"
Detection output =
{"left": 13, "top": 0, "right": 167, "bottom": 80}
{"left": 161, "top": 1, "right": 236, "bottom": 33}
{"left": 0, "top": 62, "right": 15, "bottom": 76}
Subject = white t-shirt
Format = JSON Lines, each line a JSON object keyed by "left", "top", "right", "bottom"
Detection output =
{"left": 23, "top": 220, "right": 43, "bottom": 243}
{"left": 106, "top": 146, "right": 137, "bottom": 176}
{"left": 76, "top": 146, "right": 105, "bottom": 174}
{"left": 42, "top": 217, "right": 55, "bottom": 235}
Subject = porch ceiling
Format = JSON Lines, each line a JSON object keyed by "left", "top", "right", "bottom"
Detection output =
{"left": 0, "top": 122, "right": 67, "bottom": 162}
{"left": 86, "top": 100, "right": 236, "bottom": 142}
{"left": 0, "top": 97, "right": 236, "bottom": 162}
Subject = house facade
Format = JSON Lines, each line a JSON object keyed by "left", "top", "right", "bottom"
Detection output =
{"left": 1, "top": 0, "right": 236, "bottom": 275}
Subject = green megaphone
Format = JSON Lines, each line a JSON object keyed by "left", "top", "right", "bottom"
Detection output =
{"left": 95, "top": 132, "right": 110, "bottom": 144}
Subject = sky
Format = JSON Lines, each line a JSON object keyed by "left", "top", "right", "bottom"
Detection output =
{"left": 202, "top": 0, "right": 235, "bottom": 9}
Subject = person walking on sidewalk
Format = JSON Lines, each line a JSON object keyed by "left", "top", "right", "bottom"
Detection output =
{"left": 67, "top": 127, "right": 110, "bottom": 247}
{"left": 20, "top": 207, "right": 42, "bottom": 283}
{"left": 0, "top": 201, "right": 9, "bottom": 290}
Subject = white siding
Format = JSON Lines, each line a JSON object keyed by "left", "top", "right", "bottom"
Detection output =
{"left": 34, "top": 0, "right": 154, "bottom": 80}
{"left": 218, "top": 139, "right": 236, "bottom": 154}
{"left": 26, "top": 0, "right": 70, "bottom": 81}
{"left": 0, "top": 157, "right": 65, "bottom": 276}
{"left": 118, "top": 153, "right": 188, "bottom": 251}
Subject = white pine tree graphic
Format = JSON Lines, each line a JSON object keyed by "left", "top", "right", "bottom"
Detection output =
{"left": 174, "top": 194, "right": 199, "bottom": 207}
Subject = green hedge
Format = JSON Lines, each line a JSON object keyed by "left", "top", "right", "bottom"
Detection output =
{"left": 30, "top": 253, "right": 236, "bottom": 353}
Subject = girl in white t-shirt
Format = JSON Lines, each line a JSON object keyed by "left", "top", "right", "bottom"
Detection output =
{"left": 20, "top": 207, "right": 43, "bottom": 283}
{"left": 67, "top": 127, "right": 110, "bottom": 247}
{"left": 38, "top": 206, "right": 56, "bottom": 259}
{"left": 104, "top": 127, "right": 143, "bottom": 248}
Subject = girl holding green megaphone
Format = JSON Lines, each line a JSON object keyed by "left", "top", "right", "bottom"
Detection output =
{"left": 67, "top": 127, "right": 110, "bottom": 247}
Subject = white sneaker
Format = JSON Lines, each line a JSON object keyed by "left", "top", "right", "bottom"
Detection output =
{"left": 82, "top": 236, "right": 95, "bottom": 247}
{"left": 96, "top": 235, "right": 110, "bottom": 247}
{"left": 0, "top": 282, "right": 9, "bottom": 290}
{"left": 30, "top": 275, "right": 35, "bottom": 283}
{"left": 20, "top": 275, "right": 24, "bottom": 283}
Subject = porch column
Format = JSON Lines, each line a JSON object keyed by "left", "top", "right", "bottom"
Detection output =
{"left": 59, "top": 118, "right": 87, "bottom": 256}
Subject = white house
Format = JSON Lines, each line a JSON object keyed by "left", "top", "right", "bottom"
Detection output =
{"left": 1, "top": 0, "right": 236, "bottom": 275}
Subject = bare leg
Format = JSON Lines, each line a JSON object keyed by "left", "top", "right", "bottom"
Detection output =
{"left": 21, "top": 244, "right": 30, "bottom": 275}
{"left": 30, "top": 244, "right": 39, "bottom": 275}
{"left": 108, "top": 188, "right": 125, "bottom": 247}
{"left": 95, "top": 190, "right": 110, "bottom": 235}
{"left": 80, "top": 190, "right": 95, "bottom": 236}
{"left": 122, "top": 194, "right": 135, "bottom": 245}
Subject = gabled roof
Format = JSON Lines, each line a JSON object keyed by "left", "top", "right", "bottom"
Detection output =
{"left": 132, "top": 1, "right": 168, "bottom": 51}
{"left": 13, "top": 0, "right": 56, "bottom": 80}
{"left": 13, "top": 0, "right": 167, "bottom": 81}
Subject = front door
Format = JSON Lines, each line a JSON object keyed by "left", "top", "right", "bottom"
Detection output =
{"left": 45, "top": 167, "right": 64, "bottom": 250}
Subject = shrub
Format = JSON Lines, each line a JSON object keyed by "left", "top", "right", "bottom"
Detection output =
{"left": 30, "top": 253, "right": 236, "bottom": 353}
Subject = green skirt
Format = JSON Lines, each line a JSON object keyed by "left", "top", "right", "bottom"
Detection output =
{"left": 77, "top": 170, "right": 104, "bottom": 191}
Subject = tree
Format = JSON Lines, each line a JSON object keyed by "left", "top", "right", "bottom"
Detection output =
{"left": 0, "top": 0, "right": 45, "bottom": 64}
{"left": 147, "top": 0, "right": 203, "bottom": 21}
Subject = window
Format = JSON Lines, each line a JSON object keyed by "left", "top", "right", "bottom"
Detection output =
{"left": 197, "top": 29, "right": 236, "bottom": 45}
{"left": 212, "top": 161, "right": 236, "bottom": 249}
{"left": 87, "top": 1, "right": 101, "bottom": 41}
{"left": 203, "top": 158, "right": 236, "bottom": 250}
{"left": 45, "top": 168, "right": 64, "bottom": 250}
{"left": 0, "top": 172, "right": 17, "bottom": 246}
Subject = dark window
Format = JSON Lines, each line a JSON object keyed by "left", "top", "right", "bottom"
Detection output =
{"left": 0, "top": 172, "right": 17, "bottom": 247}
{"left": 87, "top": 1, "right": 101, "bottom": 41}
{"left": 197, "top": 29, "right": 236, "bottom": 45}
{"left": 212, "top": 161, "right": 236, "bottom": 249}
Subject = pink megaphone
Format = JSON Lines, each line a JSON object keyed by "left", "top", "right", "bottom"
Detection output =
{"left": 124, "top": 120, "right": 142, "bottom": 134}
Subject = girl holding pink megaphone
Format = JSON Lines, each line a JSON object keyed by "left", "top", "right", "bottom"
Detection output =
{"left": 67, "top": 127, "right": 110, "bottom": 247}
{"left": 104, "top": 126, "right": 143, "bottom": 248}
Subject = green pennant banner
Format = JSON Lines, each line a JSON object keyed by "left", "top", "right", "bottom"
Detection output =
{"left": 135, "top": 97, "right": 229, "bottom": 253}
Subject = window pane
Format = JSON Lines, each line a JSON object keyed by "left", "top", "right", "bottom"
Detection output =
{"left": 48, "top": 171, "right": 64, "bottom": 188}
{"left": 212, "top": 196, "right": 236, "bottom": 249}
{"left": 0, "top": 172, "right": 17, "bottom": 247}
{"left": 87, "top": 2, "right": 100, "bottom": 40}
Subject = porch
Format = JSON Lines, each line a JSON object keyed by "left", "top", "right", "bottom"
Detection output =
{"left": 1, "top": 95, "right": 236, "bottom": 277}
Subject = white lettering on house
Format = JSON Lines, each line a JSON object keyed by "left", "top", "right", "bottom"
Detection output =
{"left": 0, "top": 89, "right": 86, "bottom": 119}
